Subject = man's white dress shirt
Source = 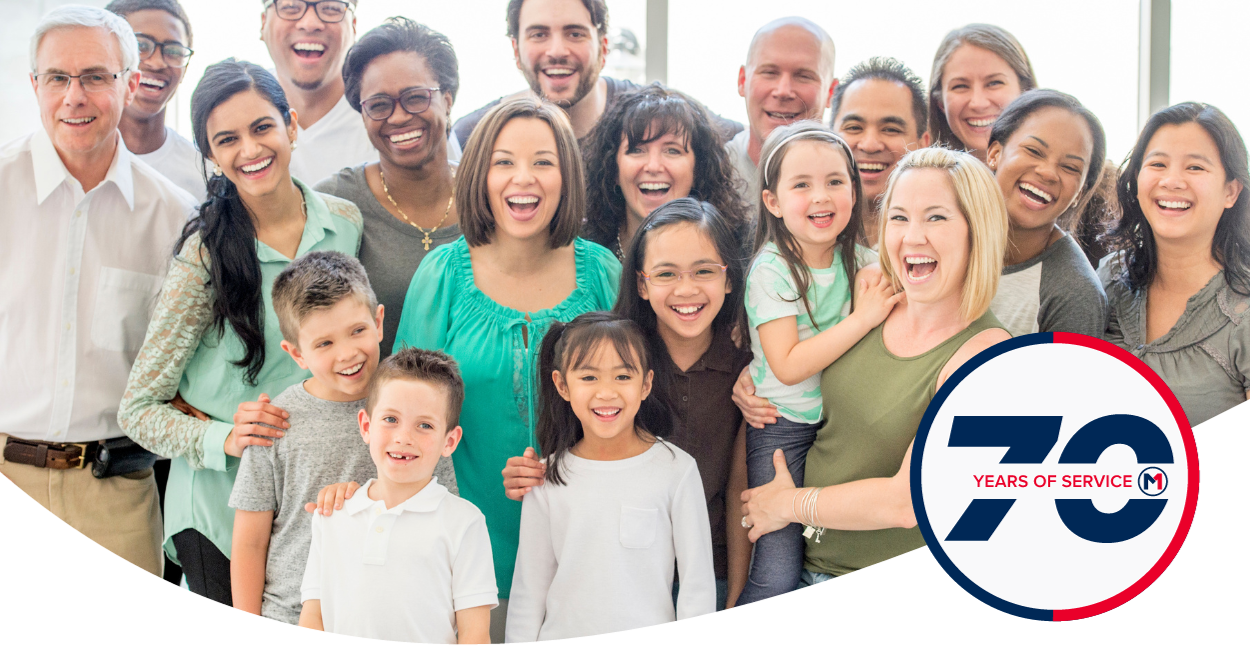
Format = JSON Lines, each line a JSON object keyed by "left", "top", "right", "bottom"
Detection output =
{"left": 0, "top": 129, "right": 195, "bottom": 443}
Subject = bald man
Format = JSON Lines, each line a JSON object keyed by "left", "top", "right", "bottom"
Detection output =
{"left": 726, "top": 17, "right": 837, "bottom": 212}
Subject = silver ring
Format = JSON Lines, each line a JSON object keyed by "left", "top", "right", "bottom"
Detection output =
{"left": 741, "top": 516, "right": 750, "bottom": 529}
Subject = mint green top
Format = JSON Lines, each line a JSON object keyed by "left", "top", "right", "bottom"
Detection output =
{"left": 118, "top": 180, "right": 363, "bottom": 562}
{"left": 745, "top": 243, "right": 876, "bottom": 423}
{"left": 392, "top": 236, "right": 621, "bottom": 598}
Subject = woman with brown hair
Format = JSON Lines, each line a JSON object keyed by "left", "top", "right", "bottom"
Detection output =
{"left": 928, "top": 24, "right": 1036, "bottom": 162}
{"left": 391, "top": 97, "right": 621, "bottom": 633}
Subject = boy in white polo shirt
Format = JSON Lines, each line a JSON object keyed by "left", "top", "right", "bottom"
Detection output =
{"left": 298, "top": 348, "right": 496, "bottom": 643}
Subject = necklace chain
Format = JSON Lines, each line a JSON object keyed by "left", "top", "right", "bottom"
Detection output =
{"left": 380, "top": 168, "right": 453, "bottom": 251}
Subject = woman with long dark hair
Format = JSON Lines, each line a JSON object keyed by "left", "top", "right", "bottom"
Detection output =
{"left": 1100, "top": 102, "right": 1250, "bottom": 426}
{"left": 581, "top": 84, "right": 751, "bottom": 257}
{"left": 118, "top": 59, "right": 363, "bottom": 604}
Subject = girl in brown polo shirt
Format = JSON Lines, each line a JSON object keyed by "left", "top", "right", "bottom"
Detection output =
{"left": 503, "top": 198, "right": 753, "bottom": 609}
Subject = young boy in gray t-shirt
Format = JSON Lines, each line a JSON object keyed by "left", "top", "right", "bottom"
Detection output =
{"left": 227, "top": 251, "right": 456, "bottom": 624}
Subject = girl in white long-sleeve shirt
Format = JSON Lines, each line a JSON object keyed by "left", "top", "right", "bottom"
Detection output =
{"left": 506, "top": 312, "right": 716, "bottom": 642}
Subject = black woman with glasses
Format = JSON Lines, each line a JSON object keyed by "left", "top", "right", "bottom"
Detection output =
{"left": 260, "top": 0, "right": 386, "bottom": 185}
{"left": 314, "top": 17, "right": 464, "bottom": 359}
{"left": 106, "top": 0, "right": 205, "bottom": 201}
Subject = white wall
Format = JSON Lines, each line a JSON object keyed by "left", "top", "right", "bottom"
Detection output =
{"left": 1170, "top": 0, "right": 1250, "bottom": 151}
{"left": 2, "top": 0, "right": 1245, "bottom": 167}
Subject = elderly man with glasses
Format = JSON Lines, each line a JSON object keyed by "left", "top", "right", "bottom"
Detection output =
{"left": 0, "top": 4, "right": 196, "bottom": 576}
{"left": 106, "top": 0, "right": 204, "bottom": 202}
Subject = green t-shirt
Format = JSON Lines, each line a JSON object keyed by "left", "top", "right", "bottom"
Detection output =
{"left": 745, "top": 243, "right": 874, "bottom": 423}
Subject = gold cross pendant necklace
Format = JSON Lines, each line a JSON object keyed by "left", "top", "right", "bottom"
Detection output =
{"left": 380, "top": 168, "right": 454, "bottom": 251}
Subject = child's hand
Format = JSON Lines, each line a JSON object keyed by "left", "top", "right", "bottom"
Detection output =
{"left": 223, "top": 393, "right": 290, "bottom": 457}
{"left": 740, "top": 449, "right": 801, "bottom": 543}
{"left": 502, "top": 447, "right": 546, "bottom": 501}
{"left": 304, "top": 481, "right": 361, "bottom": 516}
{"left": 852, "top": 263, "right": 883, "bottom": 304}
{"left": 731, "top": 367, "right": 779, "bottom": 429}
{"left": 852, "top": 274, "right": 904, "bottom": 327}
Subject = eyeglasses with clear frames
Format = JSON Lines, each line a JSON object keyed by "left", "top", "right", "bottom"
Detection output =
{"left": 266, "top": 0, "right": 352, "bottom": 23}
{"left": 136, "top": 35, "right": 194, "bottom": 68}
{"left": 639, "top": 264, "right": 728, "bottom": 286}
{"left": 362, "top": 88, "right": 441, "bottom": 121}
{"left": 33, "top": 70, "right": 129, "bottom": 93}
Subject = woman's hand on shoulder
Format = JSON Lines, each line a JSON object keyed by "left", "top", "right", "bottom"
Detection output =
{"left": 503, "top": 447, "right": 546, "bottom": 501}
{"left": 223, "top": 393, "right": 291, "bottom": 458}
{"left": 937, "top": 328, "right": 1011, "bottom": 390}
{"left": 732, "top": 366, "right": 779, "bottom": 429}
{"left": 304, "top": 481, "right": 361, "bottom": 516}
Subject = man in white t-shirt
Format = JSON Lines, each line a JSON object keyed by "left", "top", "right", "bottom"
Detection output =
{"left": 107, "top": 0, "right": 206, "bottom": 202}
{"left": 260, "top": 0, "right": 381, "bottom": 185}
{"left": 726, "top": 17, "right": 838, "bottom": 213}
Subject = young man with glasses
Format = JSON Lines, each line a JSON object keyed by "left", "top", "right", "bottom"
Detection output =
{"left": 1, "top": 5, "right": 195, "bottom": 577}
{"left": 262, "top": 0, "right": 404, "bottom": 185}
{"left": 106, "top": 0, "right": 205, "bottom": 201}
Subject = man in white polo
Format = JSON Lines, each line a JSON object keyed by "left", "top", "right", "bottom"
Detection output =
{"left": 0, "top": 4, "right": 195, "bottom": 575}
{"left": 727, "top": 17, "right": 838, "bottom": 212}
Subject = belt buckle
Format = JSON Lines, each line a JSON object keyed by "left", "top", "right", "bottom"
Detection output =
{"left": 68, "top": 442, "right": 90, "bottom": 469}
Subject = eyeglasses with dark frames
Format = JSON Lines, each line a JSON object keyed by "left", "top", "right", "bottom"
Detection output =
{"left": 266, "top": 0, "right": 352, "bottom": 23}
{"left": 361, "top": 87, "right": 442, "bottom": 121}
{"left": 638, "top": 264, "right": 729, "bottom": 286}
{"left": 33, "top": 70, "right": 130, "bottom": 93}
{"left": 135, "top": 35, "right": 194, "bottom": 68}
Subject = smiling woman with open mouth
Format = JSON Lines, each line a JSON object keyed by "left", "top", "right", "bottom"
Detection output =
{"left": 391, "top": 97, "right": 621, "bottom": 625}
{"left": 984, "top": 89, "right": 1109, "bottom": 339}
{"left": 1100, "top": 102, "right": 1250, "bottom": 427}
{"left": 118, "top": 59, "right": 365, "bottom": 607}
{"left": 582, "top": 84, "right": 751, "bottom": 260}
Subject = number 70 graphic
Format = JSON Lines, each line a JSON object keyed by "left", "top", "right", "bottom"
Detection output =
{"left": 943, "top": 414, "right": 1173, "bottom": 544}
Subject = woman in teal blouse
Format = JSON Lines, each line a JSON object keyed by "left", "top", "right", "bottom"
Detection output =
{"left": 118, "top": 61, "right": 362, "bottom": 604}
{"left": 393, "top": 98, "right": 621, "bottom": 612}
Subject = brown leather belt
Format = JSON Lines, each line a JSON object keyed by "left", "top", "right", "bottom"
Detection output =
{"left": 2, "top": 435, "right": 100, "bottom": 470}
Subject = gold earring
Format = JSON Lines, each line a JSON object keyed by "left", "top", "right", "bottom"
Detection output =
{"left": 212, "top": 164, "right": 223, "bottom": 176}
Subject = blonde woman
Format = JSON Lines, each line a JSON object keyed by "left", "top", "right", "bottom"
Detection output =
{"left": 737, "top": 147, "right": 1011, "bottom": 585}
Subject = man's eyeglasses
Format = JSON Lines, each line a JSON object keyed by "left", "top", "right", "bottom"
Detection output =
{"left": 639, "top": 264, "right": 729, "bottom": 286}
{"left": 362, "top": 88, "right": 441, "bottom": 121}
{"left": 266, "top": 0, "right": 352, "bottom": 23}
{"left": 136, "top": 35, "right": 194, "bottom": 68}
{"left": 33, "top": 70, "right": 129, "bottom": 93}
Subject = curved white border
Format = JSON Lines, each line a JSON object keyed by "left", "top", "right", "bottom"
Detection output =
{"left": 2, "top": 402, "right": 1246, "bottom": 648}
